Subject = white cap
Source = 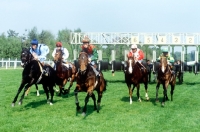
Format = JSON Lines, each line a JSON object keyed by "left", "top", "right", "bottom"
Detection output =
{"left": 131, "top": 44, "right": 137, "bottom": 49}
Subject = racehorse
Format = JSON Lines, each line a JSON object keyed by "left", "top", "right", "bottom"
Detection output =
{"left": 53, "top": 49, "right": 77, "bottom": 96}
{"left": 12, "top": 48, "right": 56, "bottom": 106}
{"left": 74, "top": 52, "right": 107, "bottom": 116}
{"left": 124, "top": 56, "right": 149, "bottom": 104}
{"left": 155, "top": 57, "right": 176, "bottom": 106}
{"left": 20, "top": 54, "right": 40, "bottom": 96}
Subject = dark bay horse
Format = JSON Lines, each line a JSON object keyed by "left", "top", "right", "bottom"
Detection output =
{"left": 74, "top": 52, "right": 107, "bottom": 116}
{"left": 124, "top": 56, "right": 149, "bottom": 104}
{"left": 156, "top": 57, "right": 176, "bottom": 106}
{"left": 20, "top": 55, "right": 40, "bottom": 96}
{"left": 12, "top": 48, "right": 56, "bottom": 106}
{"left": 53, "top": 49, "right": 77, "bottom": 96}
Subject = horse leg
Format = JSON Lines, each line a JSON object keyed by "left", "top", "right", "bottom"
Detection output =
{"left": 128, "top": 84, "right": 133, "bottom": 104}
{"left": 35, "top": 84, "right": 40, "bottom": 96}
{"left": 25, "top": 87, "right": 31, "bottom": 96}
{"left": 91, "top": 93, "right": 97, "bottom": 111}
{"left": 49, "top": 85, "right": 55, "bottom": 105}
{"left": 156, "top": 82, "right": 160, "bottom": 102}
{"left": 18, "top": 78, "right": 35, "bottom": 105}
{"left": 136, "top": 84, "right": 141, "bottom": 102}
{"left": 144, "top": 81, "right": 149, "bottom": 101}
{"left": 170, "top": 84, "right": 175, "bottom": 101}
{"left": 65, "top": 74, "right": 75, "bottom": 94}
{"left": 162, "top": 83, "right": 168, "bottom": 107}
{"left": 58, "top": 85, "right": 64, "bottom": 96}
{"left": 82, "top": 93, "right": 90, "bottom": 116}
{"left": 12, "top": 80, "right": 26, "bottom": 107}
{"left": 74, "top": 89, "right": 81, "bottom": 114}
{"left": 96, "top": 91, "right": 103, "bottom": 113}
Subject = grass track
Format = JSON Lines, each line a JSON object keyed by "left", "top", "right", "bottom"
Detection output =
{"left": 0, "top": 69, "right": 200, "bottom": 132}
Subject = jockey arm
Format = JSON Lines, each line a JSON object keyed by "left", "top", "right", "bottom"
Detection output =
{"left": 89, "top": 48, "right": 98, "bottom": 62}
{"left": 38, "top": 45, "right": 49, "bottom": 62}
{"left": 138, "top": 50, "right": 144, "bottom": 60}
{"left": 52, "top": 48, "right": 56, "bottom": 58}
{"left": 62, "top": 48, "right": 69, "bottom": 60}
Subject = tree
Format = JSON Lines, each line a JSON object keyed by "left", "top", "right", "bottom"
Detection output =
{"left": 7, "top": 29, "right": 19, "bottom": 37}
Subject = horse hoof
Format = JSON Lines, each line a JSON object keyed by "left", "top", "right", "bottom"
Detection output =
{"left": 18, "top": 102, "right": 22, "bottom": 105}
{"left": 146, "top": 97, "right": 150, "bottom": 101}
{"left": 11, "top": 103, "right": 15, "bottom": 107}
{"left": 50, "top": 102, "right": 53, "bottom": 105}
{"left": 161, "top": 102, "right": 165, "bottom": 107}
{"left": 82, "top": 112, "right": 86, "bottom": 116}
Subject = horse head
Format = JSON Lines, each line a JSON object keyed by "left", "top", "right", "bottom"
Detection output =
{"left": 160, "top": 56, "right": 168, "bottom": 73}
{"left": 21, "top": 48, "right": 33, "bottom": 67}
{"left": 127, "top": 56, "right": 136, "bottom": 74}
{"left": 78, "top": 52, "right": 89, "bottom": 74}
{"left": 54, "top": 49, "right": 63, "bottom": 63}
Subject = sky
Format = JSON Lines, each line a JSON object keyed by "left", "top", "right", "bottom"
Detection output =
{"left": 1, "top": 0, "right": 200, "bottom": 35}
{"left": 0, "top": 0, "right": 199, "bottom": 52}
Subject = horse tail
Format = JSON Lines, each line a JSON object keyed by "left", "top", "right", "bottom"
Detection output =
{"left": 103, "top": 79, "right": 107, "bottom": 91}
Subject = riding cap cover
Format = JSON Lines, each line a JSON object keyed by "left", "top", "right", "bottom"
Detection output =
{"left": 31, "top": 39, "right": 38, "bottom": 45}
{"left": 131, "top": 44, "right": 137, "bottom": 49}
{"left": 56, "top": 42, "right": 62, "bottom": 47}
{"left": 82, "top": 36, "right": 90, "bottom": 43}
{"left": 162, "top": 48, "right": 168, "bottom": 52}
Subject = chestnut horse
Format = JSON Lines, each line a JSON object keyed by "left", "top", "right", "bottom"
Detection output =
{"left": 125, "top": 56, "right": 149, "bottom": 104}
{"left": 74, "top": 52, "right": 107, "bottom": 116}
{"left": 156, "top": 57, "right": 176, "bottom": 106}
{"left": 53, "top": 49, "right": 77, "bottom": 96}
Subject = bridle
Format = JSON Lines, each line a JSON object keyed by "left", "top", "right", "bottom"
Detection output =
{"left": 78, "top": 52, "right": 89, "bottom": 74}
{"left": 21, "top": 48, "right": 34, "bottom": 67}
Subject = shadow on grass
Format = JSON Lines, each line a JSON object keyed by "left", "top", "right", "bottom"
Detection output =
{"left": 106, "top": 80, "right": 125, "bottom": 83}
{"left": 24, "top": 99, "right": 59, "bottom": 109}
{"left": 75, "top": 104, "right": 105, "bottom": 119}
{"left": 120, "top": 95, "right": 167, "bottom": 106}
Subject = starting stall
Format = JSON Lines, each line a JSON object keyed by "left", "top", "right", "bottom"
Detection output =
{"left": 70, "top": 32, "right": 200, "bottom": 77}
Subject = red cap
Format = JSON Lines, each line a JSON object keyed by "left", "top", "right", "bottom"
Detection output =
{"left": 56, "top": 42, "right": 62, "bottom": 47}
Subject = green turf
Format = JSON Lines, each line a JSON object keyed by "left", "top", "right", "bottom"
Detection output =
{"left": 0, "top": 69, "right": 200, "bottom": 132}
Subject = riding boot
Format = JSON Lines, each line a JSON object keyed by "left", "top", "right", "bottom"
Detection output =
{"left": 41, "top": 63, "right": 48, "bottom": 76}
{"left": 137, "top": 62, "right": 145, "bottom": 73}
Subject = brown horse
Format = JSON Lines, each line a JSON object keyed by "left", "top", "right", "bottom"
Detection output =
{"left": 125, "top": 56, "right": 149, "bottom": 104}
{"left": 156, "top": 57, "right": 176, "bottom": 106}
{"left": 74, "top": 52, "right": 107, "bottom": 116}
{"left": 53, "top": 49, "right": 77, "bottom": 96}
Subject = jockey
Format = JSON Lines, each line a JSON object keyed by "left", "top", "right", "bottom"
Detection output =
{"left": 52, "top": 41, "right": 70, "bottom": 69}
{"left": 126, "top": 44, "right": 146, "bottom": 71}
{"left": 157, "top": 48, "right": 175, "bottom": 74}
{"left": 81, "top": 36, "right": 100, "bottom": 78}
{"left": 157, "top": 48, "right": 175, "bottom": 64}
{"left": 30, "top": 39, "right": 50, "bottom": 76}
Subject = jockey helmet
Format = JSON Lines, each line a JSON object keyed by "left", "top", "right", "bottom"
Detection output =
{"left": 162, "top": 48, "right": 168, "bottom": 53}
{"left": 31, "top": 39, "right": 38, "bottom": 45}
{"left": 56, "top": 42, "right": 62, "bottom": 47}
{"left": 82, "top": 36, "right": 90, "bottom": 43}
{"left": 131, "top": 44, "right": 137, "bottom": 49}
